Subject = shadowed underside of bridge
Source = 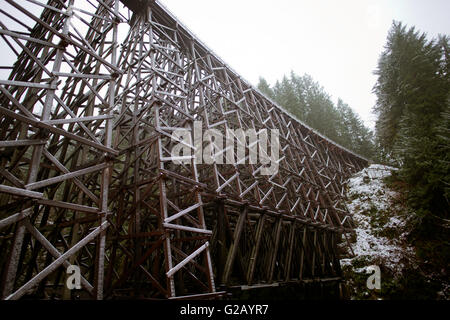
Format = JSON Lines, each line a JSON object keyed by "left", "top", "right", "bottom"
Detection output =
{"left": 0, "top": 0, "right": 368, "bottom": 300}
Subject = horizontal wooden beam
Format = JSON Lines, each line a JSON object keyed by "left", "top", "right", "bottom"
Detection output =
{"left": 0, "top": 184, "right": 43, "bottom": 199}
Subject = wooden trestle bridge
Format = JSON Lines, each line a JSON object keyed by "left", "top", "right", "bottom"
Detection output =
{"left": 0, "top": 0, "right": 368, "bottom": 300}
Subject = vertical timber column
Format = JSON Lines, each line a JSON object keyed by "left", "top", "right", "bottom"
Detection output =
{"left": 298, "top": 226, "right": 307, "bottom": 280}
{"left": 311, "top": 229, "right": 317, "bottom": 277}
{"left": 192, "top": 144, "right": 216, "bottom": 294}
{"left": 94, "top": 0, "right": 119, "bottom": 300}
{"left": 132, "top": 12, "right": 144, "bottom": 271}
{"left": 247, "top": 214, "right": 265, "bottom": 285}
{"left": 183, "top": 39, "right": 215, "bottom": 295}
{"left": 189, "top": 120, "right": 215, "bottom": 293}
{"left": 331, "top": 231, "right": 343, "bottom": 277}
{"left": 1, "top": 1, "right": 74, "bottom": 298}
{"left": 150, "top": 5, "right": 175, "bottom": 297}
{"left": 222, "top": 207, "right": 247, "bottom": 285}
{"left": 267, "top": 217, "right": 282, "bottom": 283}
{"left": 155, "top": 104, "right": 175, "bottom": 297}
{"left": 284, "top": 221, "right": 296, "bottom": 281}
{"left": 216, "top": 201, "right": 227, "bottom": 282}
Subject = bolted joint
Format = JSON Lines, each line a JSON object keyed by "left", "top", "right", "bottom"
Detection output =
{"left": 58, "top": 39, "right": 69, "bottom": 49}
{"left": 104, "top": 152, "right": 116, "bottom": 162}
{"left": 111, "top": 71, "right": 121, "bottom": 79}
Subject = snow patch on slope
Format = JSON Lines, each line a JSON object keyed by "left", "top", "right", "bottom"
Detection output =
{"left": 341, "top": 164, "right": 415, "bottom": 277}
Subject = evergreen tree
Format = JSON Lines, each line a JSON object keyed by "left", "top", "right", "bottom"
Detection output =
{"left": 373, "top": 22, "right": 448, "bottom": 159}
{"left": 274, "top": 75, "right": 300, "bottom": 117}
{"left": 257, "top": 77, "right": 275, "bottom": 100}
{"left": 373, "top": 21, "right": 450, "bottom": 232}
{"left": 336, "top": 99, "right": 375, "bottom": 158}
{"left": 436, "top": 99, "right": 450, "bottom": 204}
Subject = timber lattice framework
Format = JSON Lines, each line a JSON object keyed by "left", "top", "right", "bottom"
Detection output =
{"left": 0, "top": 0, "right": 368, "bottom": 300}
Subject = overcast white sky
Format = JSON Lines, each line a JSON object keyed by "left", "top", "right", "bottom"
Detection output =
{"left": 161, "top": 0, "right": 450, "bottom": 129}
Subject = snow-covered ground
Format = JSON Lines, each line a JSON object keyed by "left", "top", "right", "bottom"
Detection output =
{"left": 340, "top": 164, "right": 415, "bottom": 277}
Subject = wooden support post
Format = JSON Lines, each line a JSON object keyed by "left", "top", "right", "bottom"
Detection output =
{"left": 216, "top": 201, "right": 227, "bottom": 282}
{"left": 222, "top": 207, "right": 247, "bottom": 285}
{"left": 299, "top": 226, "right": 307, "bottom": 280}
{"left": 284, "top": 221, "right": 296, "bottom": 281}
{"left": 268, "top": 217, "right": 282, "bottom": 283}
{"left": 312, "top": 229, "right": 317, "bottom": 277}
{"left": 246, "top": 214, "right": 265, "bottom": 285}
